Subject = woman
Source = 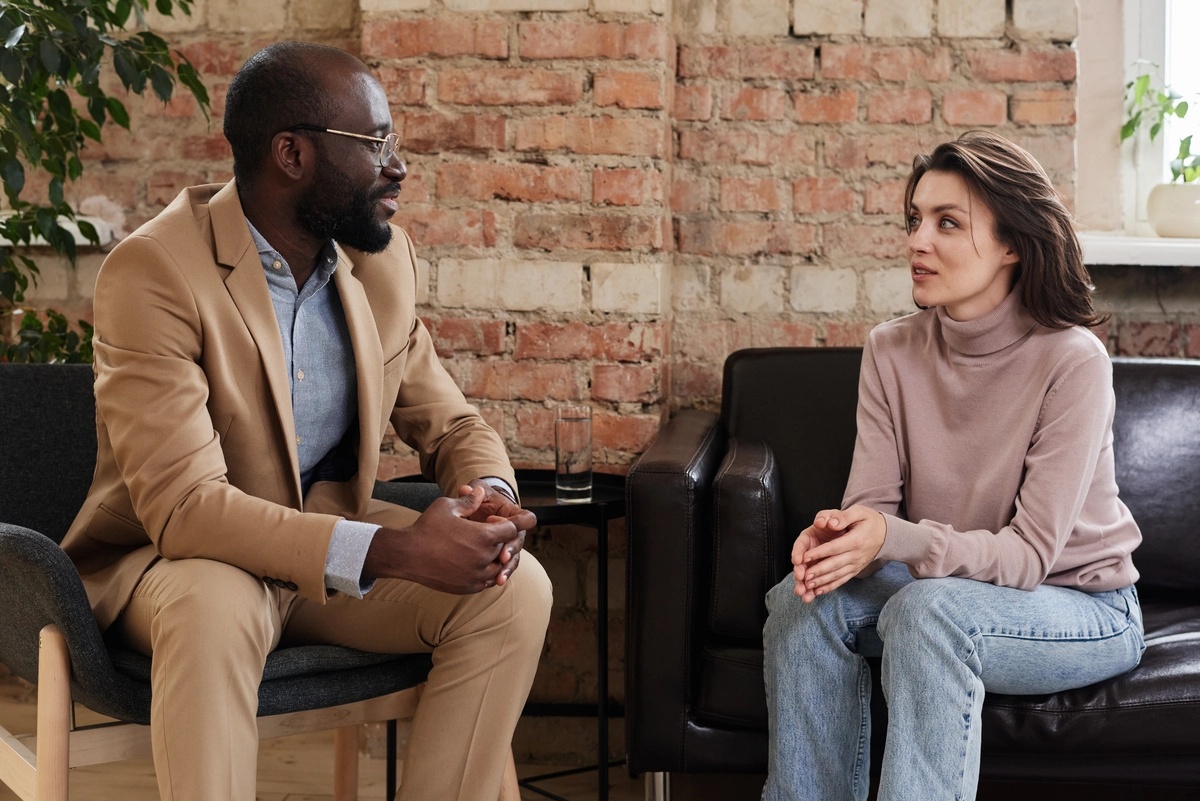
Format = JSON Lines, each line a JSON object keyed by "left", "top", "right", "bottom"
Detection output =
{"left": 762, "top": 131, "right": 1144, "bottom": 801}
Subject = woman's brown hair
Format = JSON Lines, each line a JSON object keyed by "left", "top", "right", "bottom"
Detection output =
{"left": 903, "top": 130, "right": 1107, "bottom": 329}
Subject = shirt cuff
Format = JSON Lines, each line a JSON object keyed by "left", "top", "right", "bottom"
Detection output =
{"left": 325, "top": 519, "right": 380, "bottom": 598}
{"left": 479, "top": 476, "right": 517, "bottom": 503}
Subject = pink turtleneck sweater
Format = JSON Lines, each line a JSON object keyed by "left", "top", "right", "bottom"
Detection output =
{"left": 844, "top": 287, "right": 1140, "bottom": 592}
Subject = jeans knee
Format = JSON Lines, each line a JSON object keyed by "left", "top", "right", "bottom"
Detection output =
{"left": 879, "top": 579, "right": 976, "bottom": 664}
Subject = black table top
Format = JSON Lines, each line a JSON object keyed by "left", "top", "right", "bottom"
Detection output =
{"left": 513, "top": 469, "right": 626, "bottom": 524}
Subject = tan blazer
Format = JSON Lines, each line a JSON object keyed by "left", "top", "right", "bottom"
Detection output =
{"left": 61, "top": 181, "right": 515, "bottom": 630}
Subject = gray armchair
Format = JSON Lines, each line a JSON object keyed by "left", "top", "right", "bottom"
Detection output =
{"left": 0, "top": 363, "right": 479, "bottom": 801}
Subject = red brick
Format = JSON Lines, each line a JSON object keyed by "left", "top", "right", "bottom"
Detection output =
{"left": 515, "top": 407, "right": 556, "bottom": 449}
{"left": 1116, "top": 322, "right": 1181, "bottom": 357}
{"left": 422, "top": 316, "right": 507, "bottom": 357}
{"left": 673, "top": 320, "right": 752, "bottom": 360}
{"left": 793, "top": 89, "right": 858, "bottom": 123}
{"left": 140, "top": 91, "right": 198, "bottom": 119}
{"left": 396, "top": 168, "right": 432, "bottom": 203}
{"left": 364, "top": 17, "right": 508, "bottom": 60}
{"left": 1011, "top": 89, "right": 1076, "bottom": 126}
{"left": 824, "top": 321, "right": 874, "bottom": 347}
{"left": 867, "top": 89, "right": 932, "bottom": 124}
{"left": 678, "top": 220, "right": 817, "bottom": 256}
{"left": 594, "top": 71, "right": 663, "bottom": 110}
{"left": 823, "top": 224, "right": 906, "bottom": 259}
{"left": 436, "top": 162, "right": 583, "bottom": 202}
{"left": 519, "top": 22, "right": 667, "bottom": 60}
{"left": 966, "top": 48, "right": 1076, "bottom": 82}
{"left": 181, "top": 132, "right": 231, "bottom": 161}
{"left": 863, "top": 179, "right": 907, "bottom": 215}
{"left": 741, "top": 45, "right": 816, "bottom": 80}
{"left": 514, "top": 213, "right": 663, "bottom": 251}
{"left": 453, "top": 360, "right": 579, "bottom": 401}
{"left": 179, "top": 40, "right": 246, "bottom": 75}
{"left": 376, "top": 453, "right": 421, "bottom": 482}
{"left": 593, "top": 168, "right": 664, "bottom": 207}
{"left": 592, "top": 411, "right": 662, "bottom": 452}
{"left": 825, "top": 132, "right": 923, "bottom": 169}
{"left": 514, "top": 117, "right": 667, "bottom": 158}
{"left": 678, "top": 46, "right": 738, "bottom": 78}
{"left": 821, "top": 45, "right": 952, "bottom": 82}
{"left": 942, "top": 89, "right": 1007, "bottom": 126}
{"left": 679, "top": 130, "right": 815, "bottom": 166}
{"left": 398, "top": 207, "right": 498, "bottom": 248}
{"left": 401, "top": 113, "right": 506, "bottom": 153}
{"left": 592, "top": 364, "right": 662, "bottom": 403}
{"left": 147, "top": 170, "right": 195, "bottom": 206}
{"left": 376, "top": 67, "right": 428, "bottom": 107}
{"left": 674, "top": 84, "right": 713, "bottom": 121}
{"left": 439, "top": 68, "right": 583, "bottom": 107}
{"left": 793, "top": 177, "right": 858, "bottom": 214}
{"left": 514, "top": 322, "right": 666, "bottom": 361}
{"left": 751, "top": 321, "right": 818, "bottom": 348}
{"left": 670, "top": 174, "right": 712, "bottom": 214}
{"left": 1189, "top": 325, "right": 1200, "bottom": 359}
{"left": 722, "top": 87, "right": 790, "bottom": 122}
{"left": 720, "top": 177, "right": 784, "bottom": 212}
{"left": 670, "top": 360, "right": 722, "bottom": 402}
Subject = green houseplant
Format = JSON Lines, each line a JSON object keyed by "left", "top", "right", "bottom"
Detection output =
{"left": 1121, "top": 70, "right": 1200, "bottom": 237}
{"left": 0, "top": 0, "right": 210, "bottom": 362}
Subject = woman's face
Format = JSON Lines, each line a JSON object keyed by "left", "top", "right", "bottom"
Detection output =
{"left": 906, "top": 170, "right": 1019, "bottom": 322}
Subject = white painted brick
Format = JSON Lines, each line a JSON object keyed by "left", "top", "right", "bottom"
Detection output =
{"left": 444, "top": 0, "right": 586, "bottom": 10}
{"left": 937, "top": 0, "right": 1005, "bottom": 38}
{"left": 591, "top": 262, "right": 668, "bottom": 314}
{"left": 208, "top": 0, "right": 285, "bottom": 31}
{"left": 143, "top": 0, "right": 207, "bottom": 33}
{"left": 437, "top": 259, "right": 583, "bottom": 312}
{"left": 789, "top": 266, "right": 857, "bottom": 313}
{"left": 793, "top": 0, "right": 862, "bottom": 36}
{"left": 1013, "top": 0, "right": 1078, "bottom": 41}
{"left": 671, "top": 263, "right": 712, "bottom": 311}
{"left": 864, "top": 0, "right": 932, "bottom": 37}
{"left": 293, "top": 0, "right": 354, "bottom": 29}
{"left": 359, "top": 0, "right": 430, "bottom": 10}
{"left": 729, "top": 0, "right": 790, "bottom": 36}
{"left": 866, "top": 266, "right": 916, "bottom": 316}
{"left": 720, "top": 265, "right": 785, "bottom": 313}
{"left": 676, "top": 0, "right": 719, "bottom": 34}
{"left": 73, "top": 254, "right": 105, "bottom": 300}
{"left": 23, "top": 256, "right": 70, "bottom": 303}
{"left": 595, "top": 0, "right": 664, "bottom": 13}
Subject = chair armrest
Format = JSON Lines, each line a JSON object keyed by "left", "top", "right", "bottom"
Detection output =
{"left": 625, "top": 408, "right": 725, "bottom": 773}
{"left": 710, "top": 439, "right": 785, "bottom": 640}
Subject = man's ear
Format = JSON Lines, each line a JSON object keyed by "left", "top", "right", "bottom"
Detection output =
{"left": 270, "top": 132, "right": 308, "bottom": 182}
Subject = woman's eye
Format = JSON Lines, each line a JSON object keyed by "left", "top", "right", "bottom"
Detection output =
{"left": 905, "top": 215, "right": 920, "bottom": 229}
{"left": 939, "top": 217, "right": 958, "bottom": 229}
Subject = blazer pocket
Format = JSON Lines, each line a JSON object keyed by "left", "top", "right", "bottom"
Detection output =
{"left": 91, "top": 502, "right": 149, "bottom": 545}
{"left": 382, "top": 349, "right": 407, "bottom": 378}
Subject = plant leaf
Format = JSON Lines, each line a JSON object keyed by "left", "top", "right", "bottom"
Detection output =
{"left": 2, "top": 159, "right": 25, "bottom": 196}
{"left": 4, "top": 23, "right": 25, "bottom": 50}
{"left": 106, "top": 96, "right": 130, "bottom": 128}
{"left": 149, "top": 63, "right": 173, "bottom": 102}
{"left": 38, "top": 38, "right": 61, "bottom": 74}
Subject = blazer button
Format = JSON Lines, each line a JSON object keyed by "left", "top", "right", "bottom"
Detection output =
{"left": 285, "top": 581, "right": 298, "bottom": 591}
{"left": 263, "top": 576, "right": 276, "bottom": 587}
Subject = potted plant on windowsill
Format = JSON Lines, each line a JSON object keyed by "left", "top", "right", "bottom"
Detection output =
{"left": 1122, "top": 71, "right": 1200, "bottom": 237}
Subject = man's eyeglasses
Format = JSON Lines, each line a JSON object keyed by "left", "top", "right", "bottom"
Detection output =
{"left": 287, "top": 124, "right": 402, "bottom": 168}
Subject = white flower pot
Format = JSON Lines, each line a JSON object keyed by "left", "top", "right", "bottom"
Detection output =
{"left": 1147, "top": 183, "right": 1200, "bottom": 237}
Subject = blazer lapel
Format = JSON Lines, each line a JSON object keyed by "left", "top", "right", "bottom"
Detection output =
{"left": 209, "top": 182, "right": 303, "bottom": 504}
{"left": 332, "top": 246, "right": 384, "bottom": 516}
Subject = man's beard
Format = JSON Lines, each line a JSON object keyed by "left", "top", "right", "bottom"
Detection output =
{"left": 297, "top": 159, "right": 394, "bottom": 254}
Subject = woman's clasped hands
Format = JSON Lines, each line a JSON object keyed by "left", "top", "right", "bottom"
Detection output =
{"left": 791, "top": 504, "right": 887, "bottom": 602}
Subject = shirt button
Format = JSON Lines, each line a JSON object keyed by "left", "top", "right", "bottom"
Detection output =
{"left": 272, "top": 260, "right": 282, "bottom": 270}
{"left": 297, "top": 369, "right": 304, "bottom": 380}
{"left": 296, "top": 436, "right": 302, "bottom": 445}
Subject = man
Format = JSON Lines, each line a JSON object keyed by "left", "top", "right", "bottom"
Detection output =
{"left": 60, "top": 42, "right": 552, "bottom": 801}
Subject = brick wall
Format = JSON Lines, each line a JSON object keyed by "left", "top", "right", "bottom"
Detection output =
{"left": 15, "top": 0, "right": 1200, "bottom": 765}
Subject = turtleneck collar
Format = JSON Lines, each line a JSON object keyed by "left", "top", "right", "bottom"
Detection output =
{"left": 936, "top": 284, "right": 1039, "bottom": 356}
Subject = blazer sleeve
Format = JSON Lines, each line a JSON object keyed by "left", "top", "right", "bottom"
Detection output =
{"left": 92, "top": 234, "right": 337, "bottom": 601}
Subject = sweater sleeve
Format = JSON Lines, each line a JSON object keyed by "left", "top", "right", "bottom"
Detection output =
{"left": 871, "top": 351, "right": 1114, "bottom": 590}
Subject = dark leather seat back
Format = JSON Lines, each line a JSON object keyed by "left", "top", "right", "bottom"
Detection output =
{"left": 1111, "top": 357, "right": 1200, "bottom": 596}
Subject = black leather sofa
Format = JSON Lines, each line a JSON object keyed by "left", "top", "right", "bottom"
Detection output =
{"left": 626, "top": 348, "right": 1200, "bottom": 794}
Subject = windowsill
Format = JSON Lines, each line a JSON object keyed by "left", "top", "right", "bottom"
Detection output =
{"left": 1079, "top": 231, "right": 1200, "bottom": 267}
{"left": 0, "top": 213, "right": 115, "bottom": 248}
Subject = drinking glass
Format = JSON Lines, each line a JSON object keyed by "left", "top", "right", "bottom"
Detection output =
{"left": 555, "top": 405, "right": 592, "bottom": 504}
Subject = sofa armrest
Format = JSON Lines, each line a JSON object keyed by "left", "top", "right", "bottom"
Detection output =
{"left": 625, "top": 408, "right": 725, "bottom": 773}
{"left": 710, "top": 439, "right": 784, "bottom": 640}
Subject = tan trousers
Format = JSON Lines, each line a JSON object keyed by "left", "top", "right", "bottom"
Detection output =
{"left": 112, "top": 524, "right": 552, "bottom": 801}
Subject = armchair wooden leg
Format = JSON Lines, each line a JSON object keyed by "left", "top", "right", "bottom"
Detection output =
{"left": 332, "top": 725, "right": 359, "bottom": 801}
{"left": 644, "top": 771, "right": 670, "bottom": 801}
{"left": 36, "top": 625, "right": 71, "bottom": 801}
{"left": 497, "top": 748, "right": 519, "bottom": 801}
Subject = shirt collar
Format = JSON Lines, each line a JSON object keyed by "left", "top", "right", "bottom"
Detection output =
{"left": 245, "top": 219, "right": 339, "bottom": 284}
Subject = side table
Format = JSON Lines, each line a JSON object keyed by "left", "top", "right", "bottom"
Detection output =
{"left": 512, "top": 469, "right": 627, "bottom": 801}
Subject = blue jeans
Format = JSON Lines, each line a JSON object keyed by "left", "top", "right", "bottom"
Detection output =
{"left": 762, "top": 562, "right": 1144, "bottom": 801}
